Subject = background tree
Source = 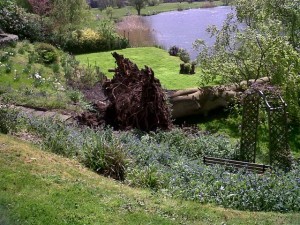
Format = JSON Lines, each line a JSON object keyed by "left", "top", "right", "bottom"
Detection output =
{"left": 235, "top": 0, "right": 300, "bottom": 49}
{"left": 49, "top": 0, "right": 90, "bottom": 35}
{"left": 195, "top": 0, "right": 300, "bottom": 121}
{"left": 27, "top": 0, "right": 52, "bottom": 31}
{"left": 130, "top": 0, "right": 146, "bottom": 15}
{"left": 27, "top": 0, "right": 51, "bottom": 18}
{"left": 14, "top": 0, "right": 31, "bottom": 10}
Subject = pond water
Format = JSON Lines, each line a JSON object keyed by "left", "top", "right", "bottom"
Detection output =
{"left": 144, "top": 6, "right": 235, "bottom": 60}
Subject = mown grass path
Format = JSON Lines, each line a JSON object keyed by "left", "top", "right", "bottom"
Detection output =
{"left": 0, "top": 134, "right": 299, "bottom": 225}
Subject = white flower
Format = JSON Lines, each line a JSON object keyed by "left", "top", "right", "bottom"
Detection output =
{"left": 34, "top": 73, "right": 42, "bottom": 79}
{"left": 220, "top": 186, "right": 225, "bottom": 191}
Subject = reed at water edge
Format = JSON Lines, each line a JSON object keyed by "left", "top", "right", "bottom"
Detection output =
{"left": 116, "top": 16, "right": 158, "bottom": 47}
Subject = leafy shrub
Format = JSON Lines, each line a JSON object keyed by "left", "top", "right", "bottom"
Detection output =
{"left": 178, "top": 48, "right": 190, "bottom": 63}
{"left": 4, "top": 62, "right": 12, "bottom": 73}
{"left": 148, "top": 0, "right": 160, "bottom": 6}
{"left": 177, "top": 4, "right": 184, "bottom": 11}
{"left": 67, "top": 89, "right": 83, "bottom": 103}
{"left": 34, "top": 43, "right": 59, "bottom": 64}
{"left": 168, "top": 46, "right": 190, "bottom": 63}
{"left": 65, "top": 27, "right": 129, "bottom": 54}
{"left": 180, "top": 63, "right": 195, "bottom": 74}
{"left": 0, "top": 107, "right": 21, "bottom": 134}
{"left": 0, "top": 52, "right": 10, "bottom": 62}
{"left": 83, "top": 136, "right": 127, "bottom": 181}
{"left": 27, "top": 50, "right": 39, "bottom": 64}
{"left": 180, "top": 63, "right": 191, "bottom": 74}
{"left": 51, "top": 63, "right": 60, "bottom": 73}
{"left": 24, "top": 115, "right": 128, "bottom": 180}
{"left": 0, "top": 0, "right": 43, "bottom": 41}
{"left": 126, "top": 165, "right": 169, "bottom": 190}
{"left": 168, "top": 45, "right": 180, "bottom": 56}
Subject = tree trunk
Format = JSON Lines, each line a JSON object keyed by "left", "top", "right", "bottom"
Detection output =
{"left": 169, "top": 77, "right": 270, "bottom": 119}
{"left": 137, "top": 7, "right": 141, "bottom": 15}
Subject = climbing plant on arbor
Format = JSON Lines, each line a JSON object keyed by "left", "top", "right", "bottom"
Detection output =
{"left": 238, "top": 85, "right": 292, "bottom": 170}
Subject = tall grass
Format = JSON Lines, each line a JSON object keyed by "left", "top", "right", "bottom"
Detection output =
{"left": 201, "top": 1, "right": 217, "bottom": 8}
{"left": 116, "top": 16, "right": 157, "bottom": 47}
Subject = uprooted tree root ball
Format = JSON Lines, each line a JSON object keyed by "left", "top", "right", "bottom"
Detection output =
{"left": 77, "top": 52, "right": 173, "bottom": 131}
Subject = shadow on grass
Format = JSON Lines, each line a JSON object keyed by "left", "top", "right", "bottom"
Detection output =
{"left": 174, "top": 107, "right": 241, "bottom": 138}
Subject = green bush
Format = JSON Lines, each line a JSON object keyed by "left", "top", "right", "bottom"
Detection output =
{"left": 83, "top": 138, "right": 127, "bottom": 181}
{"left": 148, "top": 0, "right": 160, "bottom": 6}
{"left": 178, "top": 48, "right": 190, "bottom": 63}
{"left": 0, "top": 0, "right": 43, "bottom": 41}
{"left": 0, "top": 107, "right": 21, "bottom": 134}
{"left": 168, "top": 46, "right": 190, "bottom": 64}
{"left": 177, "top": 4, "right": 184, "bottom": 11}
{"left": 34, "top": 43, "right": 59, "bottom": 64}
{"left": 65, "top": 28, "right": 129, "bottom": 54}
{"left": 168, "top": 45, "right": 180, "bottom": 56}
{"left": 180, "top": 63, "right": 195, "bottom": 74}
{"left": 0, "top": 52, "right": 10, "bottom": 62}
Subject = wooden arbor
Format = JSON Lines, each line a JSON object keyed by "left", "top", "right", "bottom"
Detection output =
{"left": 238, "top": 85, "right": 292, "bottom": 170}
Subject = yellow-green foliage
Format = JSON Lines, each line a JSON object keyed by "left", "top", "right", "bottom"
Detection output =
{"left": 72, "top": 28, "right": 103, "bottom": 44}
{"left": 65, "top": 27, "right": 128, "bottom": 54}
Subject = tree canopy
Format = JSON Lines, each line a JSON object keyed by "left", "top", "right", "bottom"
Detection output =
{"left": 195, "top": 0, "right": 300, "bottom": 121}
{"left": 130, "top": 0, "right": 146, "bottom": 15}
{"left": 50, "top": 0, "right": 90, "bottom": 33}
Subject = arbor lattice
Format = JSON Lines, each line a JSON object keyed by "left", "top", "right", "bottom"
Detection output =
{"left": 238, "top": 86, "right": 291, "bottom": 170}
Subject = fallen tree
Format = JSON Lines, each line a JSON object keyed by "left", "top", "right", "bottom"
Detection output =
{"left": 77, "top": 53, "right": 271, "bottom": 126}
{"left": 103, "top": 52, "right": 172, "bottom": 131}
{"left": 169, "top": 77, "right": 270, "bottom": 119}
{"left": 77, "top": 52, "right": 172, "bottom": 131}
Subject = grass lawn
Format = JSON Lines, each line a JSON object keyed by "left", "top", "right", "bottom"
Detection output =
{"left": 88, "top": 1, "right": 223, "bottom": 25}
{"left": 76, "top": 47, "right": 201, "bottom": 90}
{"left": 0, "top": 134, "right": 299, "bottom": 225}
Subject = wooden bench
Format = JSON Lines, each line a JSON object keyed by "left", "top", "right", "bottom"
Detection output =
{"left": 203, "top": 156, "right": 271, "bottom": 174}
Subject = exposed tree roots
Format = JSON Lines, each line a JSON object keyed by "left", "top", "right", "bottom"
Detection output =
{"left": 77, "top": 52, "right": 172, "bottom": 131}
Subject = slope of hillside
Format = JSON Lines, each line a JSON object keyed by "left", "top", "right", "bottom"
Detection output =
{"left": 0, "top": 134, "right": 299, "bottom": 225}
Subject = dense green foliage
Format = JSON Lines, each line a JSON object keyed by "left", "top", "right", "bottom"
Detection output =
{"left": 235, "top": 0, "right": 300, "bottom": 49}
{"left": 0, "top": 0, "right": 43, "bottom": 41}
{"left": 130, "top": 0, "right": 146, "bottom": 15}
{"left": 64, "top": 26, "right": 128, "bottom": 54}
{"left": 0, "top": 0, "right": 127, "bottom": 54}
{"left": 35, "top": 42, "right": 59, "bottom": 64}
{"left": 1, "top": 108, "right": 299, "bottom": 212}
{"left": 195, "top": 0, "right": 300, "bottom": 122}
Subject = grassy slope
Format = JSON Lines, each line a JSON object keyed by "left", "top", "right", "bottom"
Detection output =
{"left": 76, "top": 47, "right": 200, "bottom": 90}
{"left": 0, "top": 134, "right": 299, "bottom": 225}
{"left": 0, "top": 42, "right": 73, "bottom": 110}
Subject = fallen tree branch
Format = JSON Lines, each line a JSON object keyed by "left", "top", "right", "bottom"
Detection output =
{"left": 169, "top": 77, "right": 270, "bottom": 118}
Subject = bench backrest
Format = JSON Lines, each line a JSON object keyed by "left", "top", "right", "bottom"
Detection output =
{"left": 203, "top": 156, "right": 271, "bottom": 174}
